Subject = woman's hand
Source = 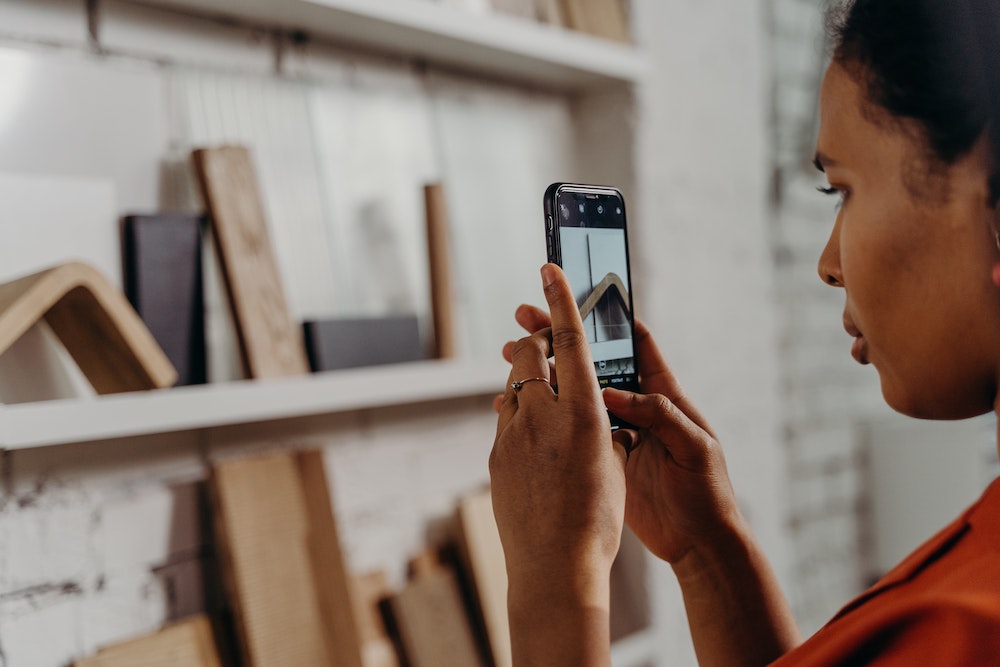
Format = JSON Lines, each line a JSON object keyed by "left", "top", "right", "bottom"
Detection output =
{"left": 489, "top": 264, "right": 625, "bottom": 666}
{"left": 499, "top": 302, "right": 801, "bottom": 667}
{"left": 500, "top": 304, "right": 741, "bottom": 565}
{"left": 602, "top": 323, "right": 743, "bottom": 565}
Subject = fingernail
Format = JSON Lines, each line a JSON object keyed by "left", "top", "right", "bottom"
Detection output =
{"left": 541, "top": 264, "right": 556, "bottom": 287}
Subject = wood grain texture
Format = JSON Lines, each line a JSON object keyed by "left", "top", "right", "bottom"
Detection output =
{"left": 388, "top": 568, "right": 483, "bottom": 667}
{"left": 210, "top": 452, "right": 333, "bottom": 667}
{"left": 0, "top": 261, "right": 176, "bottom": 394}
{"left": 192, "top": 146, "right": 309, "bottom": 378}
{"left": 74, "top": 615, "right": 222, "bottom": 667}
{"left": 456, "top": 490, "right": 511, "bottom": 667}
{"left": 298, "top": 450, "right": 366, "bottom": 667}
{"left": 424, "top": 183, "right": 457, "bottom": 359}
{"left": 559, "top": 0, "right": 630, "bottom": 42}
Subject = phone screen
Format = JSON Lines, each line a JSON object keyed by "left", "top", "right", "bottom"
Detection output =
{"left": 544, "top": 183, "right": 639, "bottom": 429}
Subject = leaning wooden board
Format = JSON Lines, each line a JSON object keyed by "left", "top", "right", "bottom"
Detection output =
{"left": 74, "top": 614, "right": 222, "bottom": 667}
{"left": 211, "top": 451, "right": 341, "bottom": 666}
{"left": 387, "top": 567, "right": 483, "bottom": 667}
{"left": 456, "top": 489, "right": 511, "bottom": 667}
{"left": 192, "top": 146, "right": 309, "bottom": 378}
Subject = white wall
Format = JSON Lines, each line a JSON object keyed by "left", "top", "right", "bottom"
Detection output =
{"left": 632, "top": 1, "right": 791, "bottom": 661}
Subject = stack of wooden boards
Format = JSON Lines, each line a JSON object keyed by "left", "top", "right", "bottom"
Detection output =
{"left": 72, "top": 450, "right": 516, "bottom": 667}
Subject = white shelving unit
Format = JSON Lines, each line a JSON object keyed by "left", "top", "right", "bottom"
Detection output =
{"left": 2, "top": 3, "right": 657, "bottom": 665}
{"left": 0, "top": 0, "right": 649, "bottom": 454}
{"left": 130, "top": 0, "right": 647, "bottom": 88}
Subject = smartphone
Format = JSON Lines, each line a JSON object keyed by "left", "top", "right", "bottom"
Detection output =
{"left": 543, "top": 182, "right": 640, "bottom": 430}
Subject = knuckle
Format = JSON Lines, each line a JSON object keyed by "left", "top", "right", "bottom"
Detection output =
{"left": 511, "top": 335, "right": 545, "bottom": 358}
{"left": 550, "top": 327, "right": 587, "bottom": 352}
{"left": 651, "top": 393, "right": 672, "bottom": 413}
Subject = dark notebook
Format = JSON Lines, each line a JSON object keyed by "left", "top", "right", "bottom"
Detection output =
{"left": 303, "top": 316, "right": 426, "bottom": 372}
{"left": 122, "top": 213, "right": 207, "bottom": 386}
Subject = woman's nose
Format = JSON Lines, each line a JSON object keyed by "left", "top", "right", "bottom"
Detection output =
{"left": 817, "top": 220, "right": 844, "bottom": 287}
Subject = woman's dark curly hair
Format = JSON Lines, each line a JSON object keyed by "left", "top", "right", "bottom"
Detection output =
{"left": 828, "top": 0, "right": 1000, "bottom": 200}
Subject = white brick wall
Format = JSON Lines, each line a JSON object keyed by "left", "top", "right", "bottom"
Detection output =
{"left": 769, "top": 0, "right": 999, "bottom": 635}
{"left": 633, "top": 1, "right": 792, "bottom": 661}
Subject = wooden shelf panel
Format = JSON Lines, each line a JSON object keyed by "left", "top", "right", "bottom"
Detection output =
{"left": 0, "top": 359, "right": 508, "bottom": 449}
{"left": 128, "top": 0, "right": 646, "bottom": 88}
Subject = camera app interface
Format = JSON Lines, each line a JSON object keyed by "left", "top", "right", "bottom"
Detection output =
{"left": 557, "top": 193, "right": 636, "bottom": 389}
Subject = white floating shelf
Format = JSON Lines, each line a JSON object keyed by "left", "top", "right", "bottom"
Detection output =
{"left": 128, "top": 0, "right": 647, "bottom": 88}
{"left": 0, "top": 359, "right": 508, "bottom": 450}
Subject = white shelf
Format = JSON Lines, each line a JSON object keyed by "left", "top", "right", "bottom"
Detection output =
{"left": 0, "top": 359, "right": 508, "bottom": 450}
{"left": 128, "top": 0, "right": 646, "bottom": 88}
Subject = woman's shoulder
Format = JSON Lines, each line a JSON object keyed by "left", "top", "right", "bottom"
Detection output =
{"left": 769, "top": 481, "right": 1000, "bottom": 666}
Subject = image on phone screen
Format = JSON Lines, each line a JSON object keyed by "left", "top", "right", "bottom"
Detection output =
{"left": 545, "top": 183, "right": 639, "bottom": 429}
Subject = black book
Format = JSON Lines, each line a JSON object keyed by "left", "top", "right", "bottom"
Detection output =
{"left": 303, "top": 316, "right": 426, "bottom": 372}
{"left": 122, "top": 213, "right": 207, "bottom": 386}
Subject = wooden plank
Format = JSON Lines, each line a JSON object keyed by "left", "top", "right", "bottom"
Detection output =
{"left": 298, "top": 449, "right": 366, "bottom": 667}
{"left": 387, "top": 568, "right": 483, "bottom": 667}
{"left": 74, "top": 614, "right": 222, "bottom": 667}
{"left": 424, "top": 183, "right": 457, "bottom": 359}
{"left": 210, "top": 451, "right": 332, "bottom": 667}
{"left": 0, "top": 261, "right": 177, "bottom": 394}
{"left": 456, "top": 489, "right": 511, "bottom": 667}
{"left": 559, "top": 0, "right": 630, "bottom": 42}
{"left": 536, "top": 0, "right": 567, "bottom": 26}
{"left": 191, "top": 146, "right": 309, "bottom": 379}
{"left": 352, "top": 571, "right": 401, "bottom": 667}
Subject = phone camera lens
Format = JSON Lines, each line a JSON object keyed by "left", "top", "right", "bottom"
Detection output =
{"left": 597, "top": 205, "right": 604, "bottom": 214}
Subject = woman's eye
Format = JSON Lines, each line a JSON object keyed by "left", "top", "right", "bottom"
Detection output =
{"left": 816, "top": 185, "right": 847, "bottom": 210}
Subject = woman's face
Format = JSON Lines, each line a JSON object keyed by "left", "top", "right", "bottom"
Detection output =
{"left": 815, "top": 62, "right": 1000, "bottom": 419}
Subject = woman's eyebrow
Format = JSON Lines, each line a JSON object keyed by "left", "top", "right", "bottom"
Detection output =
{"left": 813, "top": 152, "right": 837, "bottom": 172}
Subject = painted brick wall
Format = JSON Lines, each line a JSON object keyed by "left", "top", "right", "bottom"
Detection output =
{"left": 769, "top": 0, "right": 999, "bottom": 636}
{"left": 768, "top": 0, "right": 890, "bottom": 632}
{"left": 632, "top": 0, "right": 792, "bottom": 660}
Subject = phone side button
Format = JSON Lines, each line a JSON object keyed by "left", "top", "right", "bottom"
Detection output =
{"left": 547, "top": 215, "right": 554, "bottom": 231}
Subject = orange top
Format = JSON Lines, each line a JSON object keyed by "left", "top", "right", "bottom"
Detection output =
{"left": 771, "top": 478, "right": 1000, "bottom": 666}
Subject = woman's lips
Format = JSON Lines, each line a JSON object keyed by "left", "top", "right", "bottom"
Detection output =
{"left": 844, "top": 317, "right": 870, "bottom": 365}
{"left": 851, "top": 334, "right": 869, "bottom": 365}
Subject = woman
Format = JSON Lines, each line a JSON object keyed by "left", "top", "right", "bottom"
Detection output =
{"left": 490, "top": 0, "right": 1000, "bottom": 664}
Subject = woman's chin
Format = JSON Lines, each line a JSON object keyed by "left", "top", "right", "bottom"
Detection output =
{"left": 880, "top": 375, "right": 994, "bottom": 421}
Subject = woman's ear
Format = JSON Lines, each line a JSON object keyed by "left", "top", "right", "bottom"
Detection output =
{"left": 989, "top": 205, "right": 1000, "bottom": 287}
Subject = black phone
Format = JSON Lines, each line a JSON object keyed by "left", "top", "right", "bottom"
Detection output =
{"left": 543, "top": 182, "right": 640, "bottom": 431}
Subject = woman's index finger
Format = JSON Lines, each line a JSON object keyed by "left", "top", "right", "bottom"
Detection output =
{"left": 540, "top": 263, "right": 596, "bottom": 395}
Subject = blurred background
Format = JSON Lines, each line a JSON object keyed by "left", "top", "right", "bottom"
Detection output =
{"left": 0, "top": 0, "right": 997, "bottom": 665}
